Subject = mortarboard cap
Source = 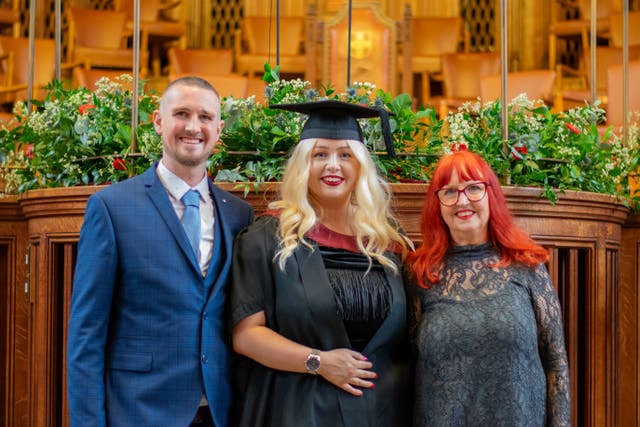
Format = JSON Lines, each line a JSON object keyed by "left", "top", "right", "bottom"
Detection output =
{"left": 270, "top": 100, "right": 396, "bottom": 157}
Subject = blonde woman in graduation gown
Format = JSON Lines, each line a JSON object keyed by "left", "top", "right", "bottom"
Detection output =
{"left": 230, "top": 100, "right": 414, "bottom": 427}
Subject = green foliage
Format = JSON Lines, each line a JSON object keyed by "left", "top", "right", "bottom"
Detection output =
{"left": 0, "top": 76, "right": 161, "bottom": 193}
{"left": 444, "top": 96, "right": 640, "bottom": 205}
{"left": 2, "top": 66, "right": 639, "bottom": 210}
{"left": 215, "top": 64, "right": 439, "bottom": 189}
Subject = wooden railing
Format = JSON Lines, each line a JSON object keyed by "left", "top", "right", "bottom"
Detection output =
{"left": 1, "top": 183, "right": 638, "bottom": 426}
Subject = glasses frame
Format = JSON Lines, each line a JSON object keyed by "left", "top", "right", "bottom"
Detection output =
{"left": 436, "top": 181, "right": 489, "bottom": 207}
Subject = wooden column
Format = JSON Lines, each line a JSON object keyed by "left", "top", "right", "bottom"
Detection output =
{"left": 18, "top": 187, "right": 96, "bottom": 427}
{"left": 620, "top": 214, "right": 640, "bottom": 425}
{"left": 0, "top": 197, "right": 29, "bottom": 427}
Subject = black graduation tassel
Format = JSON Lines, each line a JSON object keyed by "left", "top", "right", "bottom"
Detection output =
{"left": 375, "top": 107, "right": 396, "bottom": 158}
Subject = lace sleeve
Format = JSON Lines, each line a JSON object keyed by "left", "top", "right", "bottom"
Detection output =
{"left": 528, "top": 264, "right": 571, "bottom": 427}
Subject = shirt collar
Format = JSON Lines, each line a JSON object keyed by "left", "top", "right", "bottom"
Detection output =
{"left": 157, "top": 160, "right": 209, "bottom": 201}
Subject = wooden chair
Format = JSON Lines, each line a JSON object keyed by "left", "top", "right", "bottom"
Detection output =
{"left": 67, "top": 7, "right": 148, "bottom": 76}
{"left": 166, "top": 48, "right": 265, "bottom": 100}
{"left": 480, "top": 70, "right": 557, "bottom": 105}
{"left": 608, "top": 11, "right": 640, "bottom": 48}
{"left": 0, "top": 36, "right": 55, "bottom": 105}
{"left": 398, "top": 15, "right": 468, "bottom": 105}
{"left": 0, "top": 0, "right": 20, "bottom": 37}
{"left": 548, "top": 0, "right": 614, "bottom": 70}
{"left": 167, "top": 47, "right": 234, "bottom": 76}
{"left": 116, "top": 0, "right": 186, "bottom": 77}
{"left": 235, "top": 16, "right": 308, "bottom": 80}
{"left": 606, "top": 60, "right": 640, "bottom": 127}
{"left": 437, "top": 52, "right": 500, "bottom": 116}
{"left": 322, "top": 3, "right": 396, "bottom": 93}
{"left": 0, "top": 39, "right": 18, "bottom": 107}
{"left": 554, "top": 29, "right": 640, "bottom": 111}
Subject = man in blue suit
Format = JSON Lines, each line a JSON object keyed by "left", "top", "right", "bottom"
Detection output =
{"left": 67, "top": 76, "right": 254, "bottom": 427}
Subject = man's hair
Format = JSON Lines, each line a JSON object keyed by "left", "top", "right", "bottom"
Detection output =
{"left": 160, "top": 76, "right": 221, "bottom": 111}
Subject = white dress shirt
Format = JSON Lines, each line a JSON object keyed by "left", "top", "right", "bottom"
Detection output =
{"left": 156, "top": 160, "right": 215, "bottom": 276}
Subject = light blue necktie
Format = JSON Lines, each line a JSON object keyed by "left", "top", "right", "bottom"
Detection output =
{"left": 181, "top": 189, "right": 201, "bottom": 259}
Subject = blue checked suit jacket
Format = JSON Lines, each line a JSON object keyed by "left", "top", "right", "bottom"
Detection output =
{"left": 67, "top": 165, "right": 253, "bottom": 427}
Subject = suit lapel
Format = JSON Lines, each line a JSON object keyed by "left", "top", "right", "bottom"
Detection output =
{"left": 204, "top": 182, "right": 235, "bottom": 298}
{"left": 143, "top": 167, "right": 201, "bottom": 274}
{"left": 203, "top": 200, "right": 223, "bottom": 288}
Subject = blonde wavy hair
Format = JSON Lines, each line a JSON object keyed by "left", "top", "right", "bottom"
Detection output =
{"left": 269, "top": 138, "right": 413, "bottom": 272}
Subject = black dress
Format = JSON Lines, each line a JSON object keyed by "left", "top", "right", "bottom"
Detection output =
{"left": 412, "top": 243, "right": 570, "bottom": 427}
{"left": 230, "top": 215, "right": 412, "bottom": 427}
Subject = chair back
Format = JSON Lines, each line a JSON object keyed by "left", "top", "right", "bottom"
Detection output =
{"left": 67, "top": 7, "right": 148, "bottom": 74}
{"left": 0, "top": 40, "right": 8, "bottom": 81}
{"left": 323, "top": 4, "right": 396, "bottom": 93}
{"left": 480, "top": 70, "right": 557, "bottom": 104}
{"left": 117, "top": 0, "right": 162, "bottom": 22}
{"left": 168, "top": 72, "right": 263, "bottom": 100}
{"left": 0, "top": 36, "right": 55, "bottom": 102}
{"left": 412, "top": 17, "right": 462, "bottom": 60}
{"left": 243, "top": 16, "right": 304, "bottom": 56}
{"left": 168, "top": 48, "right": 234, "bottom": 75}
{"left": 583, "top": 45, "right": 640, "bottom": 94}
{"left": 606, "top": 60, "right": 640, "bottom": 127}
{"left": 609, "top": 11, "right": 640, "bottom": 48}
{"left": 69, "top": 8, "right": 127, "bottom": 50}
{"left": 441, "top": 52, "right": 500, "bottom": 99}
{"left": 0, "top": 0, "right": 20, "bottom": 37}
{"left": 234, "top": 15, "right": 309, "bottom": 79}
{"left": 577, "top": 0, "right": 615, "bottom": 19}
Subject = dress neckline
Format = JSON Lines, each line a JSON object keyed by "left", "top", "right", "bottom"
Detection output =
{"left": 448, "top": 241, "right": 495, "bottom": 258}
{"left": 307, "top": 222, "right": 361, "bottom": 253}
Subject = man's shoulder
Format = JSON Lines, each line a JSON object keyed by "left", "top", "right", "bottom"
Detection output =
{"left": 96, "top": 174, "right": 146, "bottom": 195}
{"left": 210, "top": 183, "right": 252, "bottom": 210}
{"left": 90, "top": 170, "right": 153, "bottom": 201}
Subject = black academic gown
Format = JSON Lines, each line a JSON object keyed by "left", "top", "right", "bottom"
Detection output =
{"left": 230, "top": 215, "right": 412, "bottom": 427}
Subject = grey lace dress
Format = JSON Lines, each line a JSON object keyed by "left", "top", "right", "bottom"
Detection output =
{"left": 413, "top": 243, "right": 570, "bottom": 427}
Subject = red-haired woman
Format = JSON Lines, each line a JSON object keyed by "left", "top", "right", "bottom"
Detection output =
{"left": 407, "top": 150, "right": 570, "bottom": 426}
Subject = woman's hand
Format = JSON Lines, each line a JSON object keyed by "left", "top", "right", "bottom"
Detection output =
{"left": 317, "top": 349, "right": 377, "bottom": 396}
{"left": 233, "top": 312, "right": 376, "bottom": 396}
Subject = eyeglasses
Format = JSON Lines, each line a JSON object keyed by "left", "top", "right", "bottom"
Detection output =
{"left": 436, "top": 182, "right": 488, "bottom": 206}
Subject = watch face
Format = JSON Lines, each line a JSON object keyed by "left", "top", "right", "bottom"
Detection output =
{"left": 306, "top": 355, "right": 320, "bottom": 371}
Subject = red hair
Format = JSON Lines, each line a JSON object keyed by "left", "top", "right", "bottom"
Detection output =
{"left": 407, "top": 151, "right": 549, "bottom": 288}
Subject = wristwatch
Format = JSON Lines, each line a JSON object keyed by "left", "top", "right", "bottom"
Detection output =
{"left": 305, "top": 349, "right": 321, "bottom": 374}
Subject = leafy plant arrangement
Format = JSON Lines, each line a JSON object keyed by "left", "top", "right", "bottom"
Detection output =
{"left": 1, "top": 67, "right": 639, "bottom": 209}
{"left": 213, "top": 64, "right": 435, "bottom": 194}
{"left": 216, "top": 66, "right": 640, "bottom": 205}
{"left": 0, "top": 75, "right": 161, "bottom": 194}
{"left": 443, "top": 95, "right": 640, "bottom": 204}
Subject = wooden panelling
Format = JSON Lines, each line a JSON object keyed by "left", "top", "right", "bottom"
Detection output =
{"left": 0, "top": 184, "right": 637, "bottom": 426}
{"left": 0, "top": 196, "right": 28, "bottom": 427}
{"left": 620, "top": 214, "right": 640, "bottom": 426}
